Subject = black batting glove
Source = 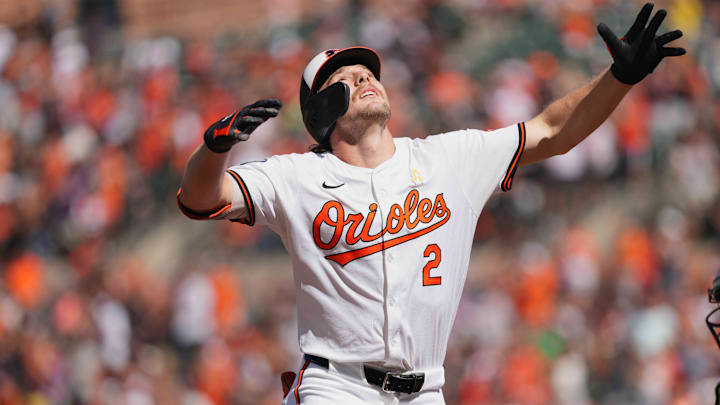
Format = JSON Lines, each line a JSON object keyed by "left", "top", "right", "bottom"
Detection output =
{"left": 203, "top": 98, "right": 282, "bottom": 153}
{"left": 597, "top": 2, "right": 686, "bottom": 85}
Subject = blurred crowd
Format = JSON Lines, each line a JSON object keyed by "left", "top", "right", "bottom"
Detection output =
{"left": 1, "top": 0, "right": 719, "bottom": 404}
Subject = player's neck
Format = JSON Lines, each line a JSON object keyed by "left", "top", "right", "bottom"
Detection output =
{"left": 331, "top": 125, "right": 395, "bottom": 169}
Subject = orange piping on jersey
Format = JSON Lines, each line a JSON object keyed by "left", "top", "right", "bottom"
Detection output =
{"left": 226, "top": 170, "right": 255, "bottom": 226}
{"left": 176, "top": 188, "right": 232, "bottom": 220}
{"left": 501, "top": 122, "right": 526, "bottom": 192}
{"left": 294, "top": 359, "right": 311, "bottom": 404}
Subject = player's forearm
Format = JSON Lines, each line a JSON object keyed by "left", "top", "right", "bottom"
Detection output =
{"left": 178, "top": 98, "right": 281, "bottom": 213}
{"left": 536, "top": 68, "right": 631, "bottom": 155}
{"left": 521, "top": 4, "right": 684, "bottom": 167}
{"left": 178, "top": 144, "right": 233, "bottom": 212}
{"left": 551, "top": 69, "right": 632, "bottom": 153}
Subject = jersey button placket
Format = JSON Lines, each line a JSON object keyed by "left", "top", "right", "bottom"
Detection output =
{"left": 385, "top": 269, "right": 404, "bottom": 359}
{"left": 372, "top": 170, "right": 402, "bottom": 358}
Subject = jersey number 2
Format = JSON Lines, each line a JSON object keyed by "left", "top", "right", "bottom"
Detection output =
{"left": 423, "top": 244, "right": 442, "bottom": 286}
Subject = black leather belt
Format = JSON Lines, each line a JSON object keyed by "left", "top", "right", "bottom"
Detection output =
{"left": 303, "top": 354, "right": 425, "bottom": 394}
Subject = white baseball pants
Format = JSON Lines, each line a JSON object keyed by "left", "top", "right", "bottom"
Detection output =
{"left": 281, "top": 359, "right": 446, "bottom": 405}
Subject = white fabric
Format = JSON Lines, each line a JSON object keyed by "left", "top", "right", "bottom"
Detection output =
{"left": 226, "top": 126, "right": 522, "bottom": 373}
{"left": 281, "top": 361, "right": 445, "bottom": 405}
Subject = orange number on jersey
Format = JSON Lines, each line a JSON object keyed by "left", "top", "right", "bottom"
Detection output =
{"left": 423, "top": 244, "right": 442, "bottom": 286}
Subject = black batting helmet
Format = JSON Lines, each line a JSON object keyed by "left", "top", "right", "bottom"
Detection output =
{"left": 299, "top": 47, "right": 381, "bottom": 145}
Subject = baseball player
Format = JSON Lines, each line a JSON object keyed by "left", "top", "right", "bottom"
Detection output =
{"left": 178, "top": 3, "right": 684, "bottom": 404}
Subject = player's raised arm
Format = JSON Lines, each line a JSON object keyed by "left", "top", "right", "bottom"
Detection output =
{"left": 521, "top": 2, "right": 685, "bottom": 166}
{"left": 178, "top": 98, "right": 282, "bottom": 217}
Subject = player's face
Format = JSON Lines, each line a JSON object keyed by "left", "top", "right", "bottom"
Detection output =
{"left": 321, "top": 64, "right": 391, "bottom": 125}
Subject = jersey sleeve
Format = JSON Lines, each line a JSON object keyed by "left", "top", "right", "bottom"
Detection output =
{"left": 437, "top": 122, "right": 526, "bottom": 214}
{"left": 224, "top": 156, "right": 294, "bottom": 229}
{"left": 176, "top": 184, "right": 240, "bottom": 221}
{"left": 176, "top": 156, "right": 292, "bottom": 230}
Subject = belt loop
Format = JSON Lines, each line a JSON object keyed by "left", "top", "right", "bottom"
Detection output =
{"left": 381, "top": 373, "right": 393, "bottom": 392}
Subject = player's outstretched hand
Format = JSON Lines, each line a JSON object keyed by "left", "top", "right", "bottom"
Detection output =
{"left": 597, "top": 2, "right": 686, "bottom": 85}
{"left": 203, "top": 98, "right": 283, "bottom": 153}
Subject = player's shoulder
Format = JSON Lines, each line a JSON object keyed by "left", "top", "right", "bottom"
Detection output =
{"left": 402, "top": 129, "right": 482, "bottom": 149}
{"left": 232, "top": 150, "right": 323, "bottom": 169}
{"left": 286, "top": 150, "right": 335, "bottom": 167}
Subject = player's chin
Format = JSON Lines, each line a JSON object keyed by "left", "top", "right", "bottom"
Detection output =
{"left": 352, "top": 103, "right": 391, "bottom": 123}
{"left": 364, "top": 98, "right": 390, "bottom": 113}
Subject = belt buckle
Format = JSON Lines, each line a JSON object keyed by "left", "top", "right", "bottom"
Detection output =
{"left": 381, "top": 371, "right": 402, "bottom": 392}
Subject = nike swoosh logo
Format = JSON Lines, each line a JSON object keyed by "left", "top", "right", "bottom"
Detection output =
{"left": 325, "top": 212, "right": 451, "bottom": 266}
{"left": 322, "top": 182, "right": 345, "bottom": 189}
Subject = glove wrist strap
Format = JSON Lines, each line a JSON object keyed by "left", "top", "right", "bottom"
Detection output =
{"left": 203, "top": 130, "right": 233, "bottom": 154}
{"left": 610, "top": 63, "right": 644, "bottom": 86}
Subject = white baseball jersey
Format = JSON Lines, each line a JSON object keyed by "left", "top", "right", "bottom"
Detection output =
{"left": 179, "top": 123, "right": 525, "bottom": 372}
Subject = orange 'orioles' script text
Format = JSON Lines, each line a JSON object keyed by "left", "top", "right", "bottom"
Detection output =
{"left": 312, "top": 190, "right": 451, "bottom": 266}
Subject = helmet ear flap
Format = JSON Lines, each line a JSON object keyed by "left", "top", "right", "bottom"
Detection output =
{"left": 301, "top": 81, "right": 350, "bottom": 144}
